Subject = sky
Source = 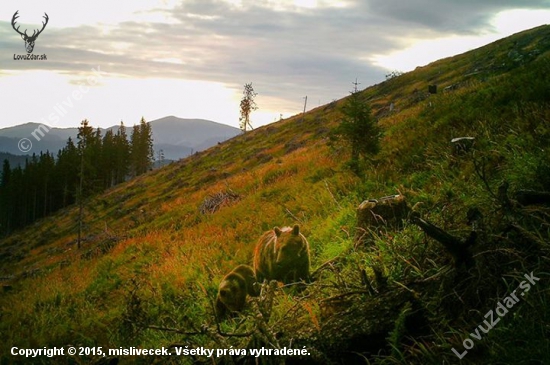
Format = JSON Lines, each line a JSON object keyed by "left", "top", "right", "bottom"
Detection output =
{"left": 0, "top": 0, "right": 549, "bottom": 130}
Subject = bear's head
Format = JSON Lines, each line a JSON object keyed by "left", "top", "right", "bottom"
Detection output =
{"left": 218, "top": 278, "right": 244, "bottom": 310}
{"left": 274, "top": 225, "right": 306, "bottom": 267}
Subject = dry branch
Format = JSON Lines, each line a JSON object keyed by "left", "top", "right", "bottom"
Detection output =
{"left": 199, "top": 189, "right": 240, "bottom": 214}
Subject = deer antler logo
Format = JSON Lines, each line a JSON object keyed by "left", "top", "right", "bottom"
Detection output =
{"left": 12, "top": 11, "right": 49, "bottom": 54}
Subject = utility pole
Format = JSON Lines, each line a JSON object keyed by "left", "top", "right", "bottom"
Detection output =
{"left": 303, "top": 96, "right": 308, "bottom": 115}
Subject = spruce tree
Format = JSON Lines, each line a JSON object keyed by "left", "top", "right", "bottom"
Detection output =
{"left": 333, "top": 84, "right": 381, "bottom": 173}
{"left": 130, "top": 123, "right": 141, "bottom": 176}
{"left": 0, "top": 160, "right": 11, "bottom": 234}
{"left": 56, "top": 137, "right": 79, "bottom": 207}
{"left": 114, "top": 121, "right": 130, "bottom": 184}
{"left": 140, "top": 117, "right": 154, "bottom": 172}
{"left": 77, "top": 119, "right": 95, "bottom": 195}
{"left": 102, "top": 129, "right": 115, "bottom": 188}
{"left": 130, "top": 117, "right": 154, "bottom": 176}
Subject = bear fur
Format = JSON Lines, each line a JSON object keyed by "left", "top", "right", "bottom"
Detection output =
{"left": 253, "top": 225, "right": 310, "bottom": 284}
{"left": 215, "top": 264, "right": 259, "bottom": 318}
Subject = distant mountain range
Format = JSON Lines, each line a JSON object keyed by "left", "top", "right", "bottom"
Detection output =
{"left": 0, "top": 116, "right": 241, "bottom": 167}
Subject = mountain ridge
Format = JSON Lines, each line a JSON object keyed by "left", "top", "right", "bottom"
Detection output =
{"left": 0, "top": 116, "right": 240, "bottom": 160}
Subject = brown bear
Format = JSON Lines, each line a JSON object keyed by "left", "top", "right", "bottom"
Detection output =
{"left": 215, "top": 264, "right": 259, "bottom": 318}
{"left": 253, "top": 225, "right": 310, "bottom": 284}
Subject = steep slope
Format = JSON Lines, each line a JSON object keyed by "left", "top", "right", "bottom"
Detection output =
{"left": 1, "top": 25, "right": 550, "bottom": 364}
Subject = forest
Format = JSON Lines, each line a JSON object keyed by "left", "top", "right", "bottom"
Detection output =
{"left": 0, "top": 118, "right": 153, "bottom": 235}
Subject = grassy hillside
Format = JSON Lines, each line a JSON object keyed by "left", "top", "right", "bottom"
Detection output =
{"left": 1, "top": 25, "right": 550, "bottom": 364}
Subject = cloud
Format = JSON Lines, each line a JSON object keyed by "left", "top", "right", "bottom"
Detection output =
{"left": 1, "top": 0, "right": 550, "bottom": 128}
{"left": 2, "top": 1, "right": 394, "bottom": 105}
{"left": 364, "top": 0, "right": 550, "bottom": 33}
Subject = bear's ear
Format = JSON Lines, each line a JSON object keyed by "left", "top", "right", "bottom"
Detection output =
{"left": 292, "top": 225, "right": 300, "bottom": 235}
{"left": 274, "top": 227, "right": 282, "bottom": 236}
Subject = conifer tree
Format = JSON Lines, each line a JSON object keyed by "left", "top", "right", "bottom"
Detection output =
{"left": 77, "top": 119, "right": 95, "bottom": 194}
{"left": 38, "top": 151, "right": 55, "bottom": 217}
{"left": 55, "top": 137, "right": 79, "bottom": 208}
{"left": 130, "top": 124, "right": 141, "bottom": 177}
{"left": 113, "top": 121, "right": 130, "bottom": 184}
{"left": 102, "top": 129, "right": 115, "bottom": 188}
{"left": 140, "top": 117, "right": 154, "bottom": 171}
{"left": 76, "top": 119, "right": 95, "bottom": 248}
{"left": 130, "top": 117, "right": 154, "bottom": 176}
{"left": 239, "top": 83, "right": 258, "bottom": 132}
{"left": 0, "top": 160, "right": 11, "bottom": 233}
{"left": 333, "top": 83, "right": 381, "bottom": 173}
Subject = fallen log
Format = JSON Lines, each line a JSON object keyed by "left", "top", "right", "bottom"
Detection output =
{"left": 516, "top": 190, "right": 550, "bottom": 206}
{"left": 410, "top": 212, "right": 475, "bottom": 267}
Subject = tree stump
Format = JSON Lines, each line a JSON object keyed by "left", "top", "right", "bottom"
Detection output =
{"left": 451, "top": 137, "right": 475, "bottom": 155}
{"left": 356, "top": 195, "right": 410, "bottom": 242}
